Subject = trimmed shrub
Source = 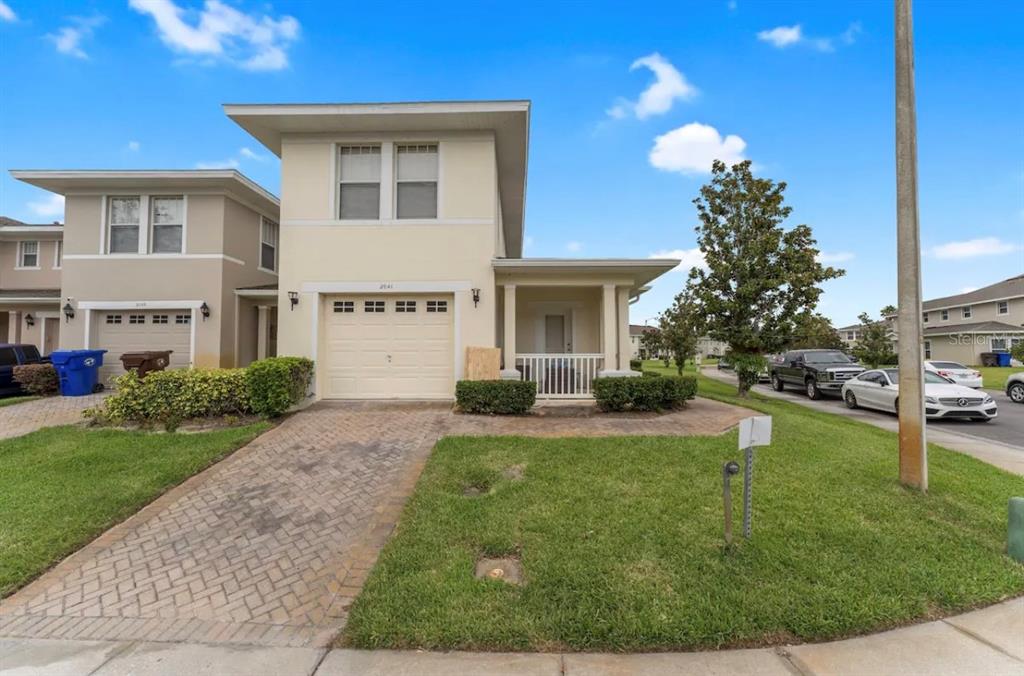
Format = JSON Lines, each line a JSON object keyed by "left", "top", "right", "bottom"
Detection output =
{"left": 100, "top": 368, "right": 250, "bottom": 424}
{"left": 12, "top": 363, "right": 59, "bottom": 396}
{"left": 629, "top": 359, "right": 642, "bottom": 370}
{"left": 246, "top": 357, "right": 314, "bottom": 417}
{"left": 593, "top": 375, "right": 697, "bottom": 412}
{"left": 456, "top": 380, "right": 536, "bottom": 415}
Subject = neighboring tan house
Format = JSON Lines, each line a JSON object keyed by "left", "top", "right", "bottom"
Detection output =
{"left": 9, "top": 171, "right": 281, "bottom": 383}
{"left": 225, "top": 100, "right": 677, "bottom": 399}
{"left": 629, "top": 324, "right": 658, "bottom": 359}
{"left": 697, "top": 335, "right": 727, "bottom": 358}
{"left": 0, "top": 217, "right": 63, "bottom": 354}
{"left": 915, "top": 274, "right": 1023, "bottom": 363}
{"left": 837, "top": 323, "right": 863, "bottom": 350}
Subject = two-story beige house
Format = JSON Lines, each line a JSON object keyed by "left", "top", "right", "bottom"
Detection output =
{"left": 9, "top": 171, "right": 281, "bottom": 382}
{"left": 226, "top": 101, "right": 676, "bottom": 399}
{"left": 0, "top": 217, "right": 64, "bottom": 354}
{"left": 918, "top": 275, "right": 1024, "bottom": 363}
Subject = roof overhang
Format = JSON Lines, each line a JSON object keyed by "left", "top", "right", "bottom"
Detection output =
{"left": 0, "top": 225, "right": 63, "bottom": 241}
{"left": 223, "top": 100, "right": 530, "bottom": 256}
{"left": 9, "top": 170, "right": 280, "bottom": 217}
{"left": 493, "top": 258, "right": 679, "bottom": 296}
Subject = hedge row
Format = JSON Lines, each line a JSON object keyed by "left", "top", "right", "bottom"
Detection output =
{"left": 593, "top": 374, "right": 697, "bottom": 412}
{"left": 455, "top": 379, "right": 537, "bottom": 415}
{"left": 94, "top": 356, "right": 314, "bottom": 426}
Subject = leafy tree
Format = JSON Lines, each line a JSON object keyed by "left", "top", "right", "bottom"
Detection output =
{"left": 659, "top": 291, "right": 702, "bottom": 375}
{"left": 850, "top": 310, "right": 896, "bottom": 367}
{"left": 687, "top": 160, "right": 844, "bottom": 396}
{"left": 1010, "top": 341, "right": 1024, "bottom": 363}
{"left": 789, "top": 312, "right": 845, "bottom": 350}
{"left": 639, "top": 327, "right": 663, "bottom": 361}
{"left": 880, "top": 304, "right": 897, "bottom": 317}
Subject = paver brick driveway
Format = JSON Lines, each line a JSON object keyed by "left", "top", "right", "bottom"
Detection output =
{"left": 0, "top": 398, "right": 748, "bottom": 648}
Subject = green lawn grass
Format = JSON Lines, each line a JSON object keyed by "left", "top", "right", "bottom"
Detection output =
{"left": 343, "top": 373, "right": 1024, "bottom": 652}
{"left": 975, "top": 366, "right": 1024, "bottom": 391}
{"left": 0, "top": 395, "right": 41, "bottom": 409}
{"left": 0, "top": 424, "right": 269, "bottom": 596}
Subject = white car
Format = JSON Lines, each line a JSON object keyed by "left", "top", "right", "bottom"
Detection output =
{"left": 924, "top": 360, "right": 983, "bottom": 389}
{"left": 842, "top": 368, "right": 997, "bottom": 422}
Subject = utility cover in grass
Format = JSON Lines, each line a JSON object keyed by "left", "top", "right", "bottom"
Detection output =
{"left": 475, "top": 557, "right": 523, "bottom": 585}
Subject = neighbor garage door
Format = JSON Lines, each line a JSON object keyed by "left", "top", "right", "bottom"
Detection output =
{"left": 323, "top": 295, "right": 454, "bottom": 399}
{"left": 95, "top": 310, "right": 192, "bottom": 384}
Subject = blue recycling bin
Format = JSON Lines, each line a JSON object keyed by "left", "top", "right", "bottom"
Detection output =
{"left": 996, "top": 351, "right": 1012, "bottom": 367}
{"left": 51, "top": 349, "right": 108, "bottom": 396}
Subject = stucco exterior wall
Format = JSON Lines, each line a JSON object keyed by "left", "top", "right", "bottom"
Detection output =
{"left": 0, "top": 240, "right": 62, "bottom": 289}
{"left": 275, "top": 133, "right": 500, "bottom": 378}
{"left": 925, "top": 298, "right": 1024, "bottom": 328}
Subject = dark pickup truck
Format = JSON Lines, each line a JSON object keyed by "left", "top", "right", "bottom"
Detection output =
{"left": 0, "top": 343, "right": 45, "bottom": 396}
{"left": 769, "top": 349, "right": 865, "bottom": 400}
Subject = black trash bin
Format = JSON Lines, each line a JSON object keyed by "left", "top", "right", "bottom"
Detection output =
{"left": 979, "top": 352, "right": 998, "bottom": 367}
{"left": 119, "top": 350, "right": 174, "bottom": 378}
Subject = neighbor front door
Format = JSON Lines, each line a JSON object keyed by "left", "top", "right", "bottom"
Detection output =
{"left": 544, "top": 315, "right": 566, "bottom": 354}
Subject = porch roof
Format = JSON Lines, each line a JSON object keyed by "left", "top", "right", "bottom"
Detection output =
{"left": 492, "top": 257, "right": 678, "bottom": 295}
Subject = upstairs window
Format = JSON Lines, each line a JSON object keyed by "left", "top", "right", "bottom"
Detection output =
{"left": 151, "top": 196, "right": 184, "bottom": 254}
{"left": 109, "top": 197, "right": 141, "bottom": 253}
{"left": 998, "top": 301, "right": 1009, "bottom": 315}
{"left": 17, "top": 241, "right": 39, "bottom": 268}
{"left": 396, "top": 144, "right": 438, "bottom": 219}
{"left": 940, "top": 309, "right": 949, "bottom": 321}
{"left": 339, "top": 145, "right": 381, "bottom": 219}
{"left": 54, "top": 240, "right": 63, "bottom": 269}
{"left": 260, "top": 217, "right": 279, "bottom": 272}
{"left": 962, "top": 306, "right": 972, "bottom": 319}
{"left": 922, "top": 312, "right": 928, "bottom": 323}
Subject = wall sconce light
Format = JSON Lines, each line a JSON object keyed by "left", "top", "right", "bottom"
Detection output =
{"left": 288, "top": 291, "right": 299, "bottom": 311}
{"left": 25, "top": 313, "right": 35, "bottom": 328}
{"left": 63, "top": 302, "right": 75, "bottom": 323}
{"left": 472, "top": 288, "right": 481, "bottom": 308}
{"left": 200, "top": 302, "right": 211, "bottom": 321}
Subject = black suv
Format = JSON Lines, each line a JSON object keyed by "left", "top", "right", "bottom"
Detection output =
{"left": 770, "top": 349, "right": 864, "bottom": 399}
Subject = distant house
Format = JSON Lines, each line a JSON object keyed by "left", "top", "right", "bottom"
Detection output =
{"left": 913, "top": 275, "right": 1023, "bottom": 362}
{"left": 697, "top": 335, "right": 727, "bottom": 358}
{"left": 629, "top": 324, "right": 659, "bottom": 359}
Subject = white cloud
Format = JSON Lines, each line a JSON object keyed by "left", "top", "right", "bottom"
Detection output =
{"left": 0, "top": 1, "right": 16, "bottom": 22}
{"left": 239, "top": 146, "right": 267, "bottom": 161}
{"left": 649, "top": 122, "right": 747, "bottom": 175}
{"left": 757, "top": 22, "right": 861, "bottom": 53}
{"left": 27, "top": 193, "right": 65, "bottom": 218}
{"left": 47, "top": 15, "right": 105, "bottom": 59}
{"left": 566, "top": 241, "right": 583, "bottom": 253}
{"left": 817, "top": 251, "right": 855, "bottom": 264}
{"left": 195, "top": 158, "right": 240, "bottom": 169}
{"left": 129, "top": 0, "right": 300, "bottom": 71}
{"left": 757, "top": 25, "right": 803, "bottom": 48}
{"left": 650, "top": 247, "right": 707, "bottom": 272}
{"left": 959, "top": 286, "right": 979, "bottom": 294}
{"left": 127, "top": 140, "right": 141, "bottom": 152}
{"left": 929, "top": 237, "right": 1023, "bottom": 260}
{"left": 607, "top": 53, "right": 697, "bottom": 120}
{"left": 523, "top": 235, "right": 535, "bottom": 250}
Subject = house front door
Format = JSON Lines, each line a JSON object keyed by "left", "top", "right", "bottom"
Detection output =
{"left": 544, "top": 314, "right": 565, "bottom": 353}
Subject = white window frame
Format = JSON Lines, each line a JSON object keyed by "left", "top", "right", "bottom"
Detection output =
{"left": 922, "top": 312, "right": 928, "bottom": 324}
{"left": 107, "top": 195, "right": 146, "bottom": 254}
{"left": 149, "top": 195, "right": 186, "bottom": 255}
{"left": 962, "top": 305, "right": 972, "bottom": 319}
{"left": 337, "top": 144, "right": 383, "bottom": 221}
{"left": 259, "top": 216, "right": 279, "bottom": 274}
{"left": 997, "top": 301, "right": 1009, "bottom": 315}
{"left": 394, "top": 143, "right": 439, "bottom": 220}
{"left": 16, "top": 241, "right": 40, "bottom": 269}
{"left": 924, "top": 340, "right": 931, "bottom": 359}
{"left": 991, "top": 337, "right": 1007, "bottom": 351}
{"left": 940, "top": 309, "right": 949, "bottom": 321}
{"left": 53, "top": 240, "right": 63, "bottom": 269}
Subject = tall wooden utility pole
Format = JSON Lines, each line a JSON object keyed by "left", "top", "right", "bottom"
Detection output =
{"left": 895, "top": 0, "right": 927, "bottom": 490}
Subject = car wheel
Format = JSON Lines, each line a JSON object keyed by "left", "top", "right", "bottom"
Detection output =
{"left": 1009, "top": 383, "right": 1024, "bottom": 404}
{"left": 806, "top": 379, "right": 822, "bottom": 400}
{"left": 771, "top": 374, "right": 784, "bottom": 391}
{"left": 844, "top": 391, "right": 858, "bottom": 409}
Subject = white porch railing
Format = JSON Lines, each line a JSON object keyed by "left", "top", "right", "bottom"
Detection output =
{"left": 514, "top": 353, "right": 604, "bottom": 399}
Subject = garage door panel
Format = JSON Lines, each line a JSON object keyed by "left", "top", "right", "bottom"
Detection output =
{"left": 96, "top": 310, "right": 191, "bottom": 385}
{"left": 323, "top": 295, "right": 453, "bottom": 399}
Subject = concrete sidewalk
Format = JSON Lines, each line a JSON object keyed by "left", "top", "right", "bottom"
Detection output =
{"left": 1, "top": 598, "right": 1020, "bottom": 675}
{"left": 702, "top": 367, "right": 1024, "bottom": 476}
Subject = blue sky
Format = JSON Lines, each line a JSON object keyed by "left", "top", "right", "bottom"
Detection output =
{"left": 1, "top": 0, "right": 1021, "bottom": 328}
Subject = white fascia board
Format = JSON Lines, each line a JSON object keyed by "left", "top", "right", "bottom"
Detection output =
{"left": 223, "top": 100, "right": 530, "bottom": 117}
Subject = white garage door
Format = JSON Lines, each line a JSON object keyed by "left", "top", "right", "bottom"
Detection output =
{"left": 323, "top": 295, "right": 454, "bottom": 399}
{"left": 95, "top": 310, "right": 192, "bottom": 384}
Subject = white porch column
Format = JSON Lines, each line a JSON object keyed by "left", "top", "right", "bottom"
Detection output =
{"left": 600, "top": 284, "right": 617, "bottom": 375}
{"left": 256, "top": 305, "right": 269, "bottom": 361}
{"left": 617, "top": 286, "right": 631, "bottom": 370}
{"left": 500, "top": 284, "right": 519, "bottom": 379}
